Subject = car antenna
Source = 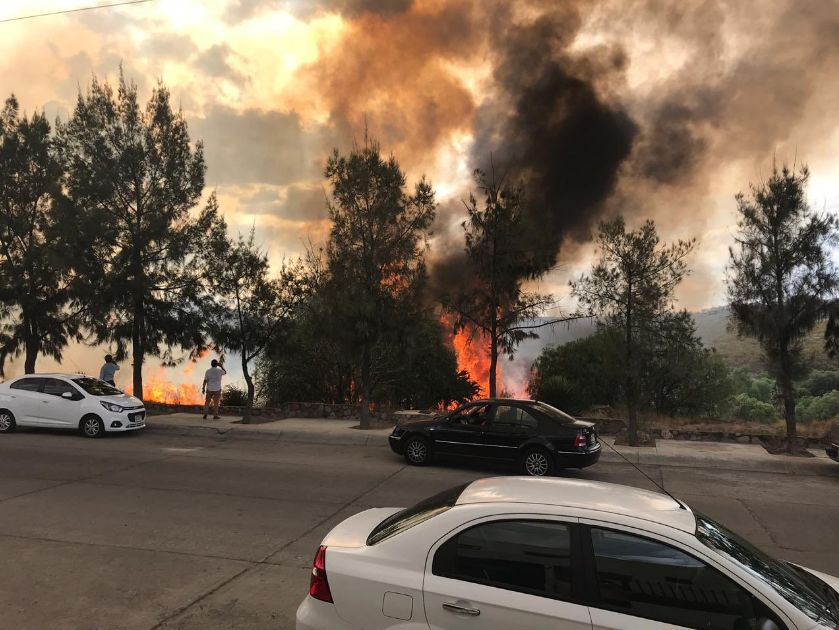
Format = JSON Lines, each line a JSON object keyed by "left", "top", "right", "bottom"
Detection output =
{"left": 598, "top": 434, "right": 687, "bottom": 510}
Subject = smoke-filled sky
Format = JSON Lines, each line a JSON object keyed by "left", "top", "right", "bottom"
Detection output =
{"left": 2, "top": 0, "right": 839, "bottom": 383}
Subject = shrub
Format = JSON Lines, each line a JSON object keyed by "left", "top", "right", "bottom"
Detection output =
{"left": 798, "top": 390, "right": 839, "bottom": 424}
{"left": 728, "top": 393, "right": 780, "bottom": 424}
{"left": 798, "top": 370, "right": 839, "bottom": 398}
{"left": 221, "top": 385, "right": 248, "bottom": 407}
{"left": 530, "top": 375, "right": 585, "bottom": 415}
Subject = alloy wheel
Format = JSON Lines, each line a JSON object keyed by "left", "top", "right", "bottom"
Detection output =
{"left": 0, "top": 413, "right": 11, "bottom": 431}
{"left": 525, "top": 452, "right": 549, "bottom": 476}
{"left": 406, "top": 440, "right": 427, "bottom": 463}
{"left": 84, "top": 418, "right": 101, "bottom": 437}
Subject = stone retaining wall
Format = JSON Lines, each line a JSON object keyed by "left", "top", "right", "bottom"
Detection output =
{"left": 581, "top": 417, "right": 827, "bottom": 448}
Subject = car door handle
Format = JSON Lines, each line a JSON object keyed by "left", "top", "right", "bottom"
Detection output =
{"left": 442, "top": 603, "right": 481, "bottom": 616}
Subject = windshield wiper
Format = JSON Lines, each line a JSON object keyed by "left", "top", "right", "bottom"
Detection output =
{"left": 786, "top": 562, "right": 839, "bottom": 612}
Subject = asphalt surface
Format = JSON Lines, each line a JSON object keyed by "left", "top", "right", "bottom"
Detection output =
{"left": 1, "top": 428, "right": 838, "bottom": 629}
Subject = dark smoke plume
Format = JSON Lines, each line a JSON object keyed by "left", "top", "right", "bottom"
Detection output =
{"left": 473, "top": 11, "right": 638, "bottom": 252}
{"left": 292, "top": 0, "right": 839, "bottom": 299}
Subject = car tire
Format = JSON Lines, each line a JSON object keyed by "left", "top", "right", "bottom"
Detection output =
{"left": 403, "top": 436, "right": 432, "bottom": 466}
{"left": 0, "top": 409, "right": 16, "bottom": 433}
{"left": 521, "top": 448, "right": 554, "bottom": 477}
{"left": 80, "top": 415, "right": 105, "bottom": 439}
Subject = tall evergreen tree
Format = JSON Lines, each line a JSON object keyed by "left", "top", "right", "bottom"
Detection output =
{"left": 571, "top": 216, "right": 696, "bottom": 445}
{"left": 441, "top": 165, "right": 558, "bottom": 398}
{"left": 204, "top": 227, "right": 306, "bottom": 423}
{"left": 728, "top": 165, "right": 839, "bottom": 454}
{"left": 0, "top": 95, "right": 81, "bottom": 374}
{"left": 324, "top": 135, "right": 436, "bottom": 429}
{"left": 56, "top": 70, "right": 218, "bottom": 399}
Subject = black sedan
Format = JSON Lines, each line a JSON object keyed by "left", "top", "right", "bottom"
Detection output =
{"left": 388, "top": 398, "right": 601, "bottom": 476}
{"left": 827, "top": 422, "right": 839, "bottom": 462}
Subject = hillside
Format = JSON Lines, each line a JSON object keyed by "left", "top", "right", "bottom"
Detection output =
{"left": 694, "top": 306, "right": 836, "bottom": 373}
{"left": 515, "top": 308, "right": 838, "bottom": 375}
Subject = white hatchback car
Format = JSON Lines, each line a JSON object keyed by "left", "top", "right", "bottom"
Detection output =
{"left": 297, "top": 477, "right": 839, "bottom": 630}
{"left": 0, "top": 373, "right": 145, "bottom": 438}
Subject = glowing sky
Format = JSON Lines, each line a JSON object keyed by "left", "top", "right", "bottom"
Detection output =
{"left": 1, "top": 0, "right": 838, "bottom": 385}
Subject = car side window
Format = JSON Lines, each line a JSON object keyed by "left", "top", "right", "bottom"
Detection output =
{"left": 42, "top": 378, "right": 78, "bottom": 399}
{"left": 450, "top": 404, "right": 491, "bottom": 427}
{"left": 492, "top": 405, "right": 519, "bottom": 428}
{"left": 519, "top": 408, "right": 539, "bottom": 429}
{"left": 590, "top": 527, "right": 758, "bottom": 630}
{"left": 10, "top": 378, "right": 43, "bottom": 392}
{"left": 433, "top": 520, "right": 574, "bottom": 601}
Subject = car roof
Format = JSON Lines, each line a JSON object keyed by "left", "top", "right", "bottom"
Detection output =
{"left": 8, "top": 373, "right": 88, "bottom": 379}
{"left": 456, "top": 477, "right": 697, "bottom": 533}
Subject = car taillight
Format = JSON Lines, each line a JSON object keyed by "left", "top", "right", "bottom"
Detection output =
{"left": 574, "top": 432, "right": 586, "bottom": 449}
{"left": 309, "top": 545, "right": 333, "bottom": 603}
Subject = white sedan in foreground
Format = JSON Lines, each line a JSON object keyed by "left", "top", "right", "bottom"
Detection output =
{"left": 297, "top": 477, "right": 839, "bottom": 630}
{"left": 0, "top": 373, "right": 145, "bottom": 438}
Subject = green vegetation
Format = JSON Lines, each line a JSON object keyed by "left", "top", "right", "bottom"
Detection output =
{"left": 727, "top": 164, "right": 839, "bottom": 452}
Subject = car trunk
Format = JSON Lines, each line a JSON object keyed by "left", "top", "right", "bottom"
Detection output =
{"left": 321, "top": 507, "right": 402, "bottom": 548}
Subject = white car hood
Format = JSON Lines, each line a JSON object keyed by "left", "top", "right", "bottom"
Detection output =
{"left": 100, "top": 393, "right": 144, "bottom": 407}
{"left": 799, "top": 564, "right": 839, "bottom": 592}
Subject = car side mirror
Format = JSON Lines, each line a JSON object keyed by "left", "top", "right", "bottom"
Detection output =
{"left": 755, "top": 618, "right": 780, "bottom": 630}
{"left": 61, "top": 391, "right": 73, "bottom": 399}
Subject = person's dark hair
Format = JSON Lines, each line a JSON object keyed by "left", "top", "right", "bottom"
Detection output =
{"left": 105, "top": 354, "right": 113, "bottom": 363}
{"left": 211, "top": 359, "right": 219, "bottom": 368}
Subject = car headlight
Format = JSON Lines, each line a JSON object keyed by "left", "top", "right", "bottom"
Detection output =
{"left": 391, "top": 426, "right": 406, "bottom": 437}
{"left": 100, "top": 401, "right": 125, "bottom": 413}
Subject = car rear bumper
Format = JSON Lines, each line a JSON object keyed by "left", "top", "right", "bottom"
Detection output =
{"left": 388, "top": 435, "right": 404, "bottom": 455}
{"left": 555, "top": 443, "right": 602, "bottom": 469}
{"left": 827, "top": 443, "right": 839, "bottom": 462}
{"left": 296, "top": 597, "right": 357, "bottom": 630}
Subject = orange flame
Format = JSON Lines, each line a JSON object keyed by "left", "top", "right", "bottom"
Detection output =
{"left": 182, "top": 349, "right": 209, "bottom": 376}
{"left": 442, "top": 315, "right": 527, "bottom": 400}
{"left": 126, "top": 370, "right": 203, "bottom": 405}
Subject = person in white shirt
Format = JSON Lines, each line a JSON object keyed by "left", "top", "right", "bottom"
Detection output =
{"left": 99, "top": 355, "right": 120, "bottom": 387}
{"left": 202, "top": 359, "right": 227, "bottom": 419}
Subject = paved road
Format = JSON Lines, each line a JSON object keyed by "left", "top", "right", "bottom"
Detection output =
{"left": 1, "top": 429, "right": 838, "bottom": 629}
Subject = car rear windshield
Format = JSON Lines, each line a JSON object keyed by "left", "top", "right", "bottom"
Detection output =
{"left": 72, "top": 377, "right": 122, "bottom": 397}
{"left": 533, "top": 402, "right": 579, "bottom": 424}
{"left": 367, "top": 483, "right": 468, "bottom": 546}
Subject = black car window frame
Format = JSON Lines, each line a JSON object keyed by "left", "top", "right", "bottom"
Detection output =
{"left": 579, "top": 524, "right": 788, "bottom": 630}
{"left": 367, "top": 483, "right": 468, "bottom": 545}
{"left": 432, "top": 518, "right": 587, "bottom": 604}
{"left": 9, "top": 377, "right": 44, "bottom": 392}
{"left": 519, "top": 407, "right": 540, "bottom": 430}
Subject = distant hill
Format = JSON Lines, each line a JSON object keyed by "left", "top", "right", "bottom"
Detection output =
{"left": 514, "top": 308, "right": 838, "bottom": 375}
{"left": 693, "top": 306, "right": 836, "bottom": 373}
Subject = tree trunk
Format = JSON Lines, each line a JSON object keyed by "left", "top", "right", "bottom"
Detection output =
{"left": 489, "top": 317, "right": 498, "bottom": 398}
{"left": 489, "top": 338, "right": 498, "bottom": 399}
{"left": 779, "top": 365, "right": 798, "bottom": 455}
{"left": 132, "top": 304, "right": 144, "bottom": 401}
{"left": 625, "top": 295, "right": 638, "bottom": 446}
{"left": 242, "top": 356, "right": 254, "bottom": 425}
{"left": 359, "top": 342, "right": 371, "bottom": 430}
{"left": 24, "top": 329, "right": 38, "bottom": 374}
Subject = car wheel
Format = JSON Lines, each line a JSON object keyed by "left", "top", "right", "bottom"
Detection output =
{"left": 80, "top": 415, "right": 104, "bottom": 439}
{"left": 521, "top": 448, "right": 554, "bottom": 477}
{"left": 0, "top": 409, "right": 16, "bottom": 433}
{"left": 404, "top": 436, "right": 432, "bottom": 466}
